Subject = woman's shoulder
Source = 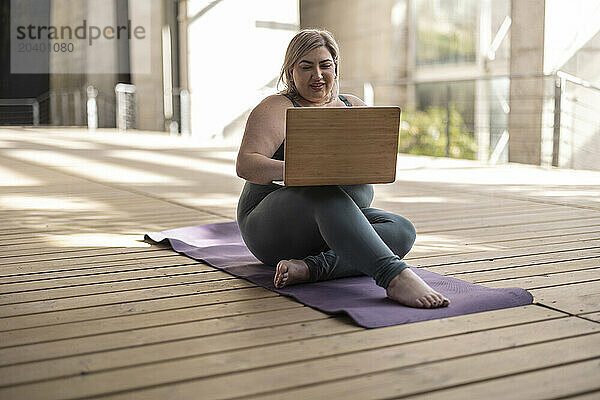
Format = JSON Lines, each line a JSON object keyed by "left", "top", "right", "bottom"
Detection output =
{"left": 340, "top": 94, "right": 367, "bottom": 106}
{"left": 247, "top": 94, "right": 292, "bottom": 124}
{"left": 256, "top": 94, "right": 294, "bottom": 110}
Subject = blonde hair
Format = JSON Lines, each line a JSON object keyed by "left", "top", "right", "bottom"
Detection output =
{"left": 278, "top": 29, "right": 340, "bottom": 103}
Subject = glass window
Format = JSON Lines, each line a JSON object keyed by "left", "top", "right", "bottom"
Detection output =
{"left": 416, "top": 80, "right": 475, "bottom": 131}
{"left": 415, "top": 0, "right": 479, "bottom": 65}
{"left": 401, "top": 80, "right": 476, "bottom": 159}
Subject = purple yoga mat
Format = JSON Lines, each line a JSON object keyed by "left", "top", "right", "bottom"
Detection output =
{"left": 145, "top": 221, "right": 533, "bottom": 328}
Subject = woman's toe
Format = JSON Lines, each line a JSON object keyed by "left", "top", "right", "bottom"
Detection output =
{"left": 419, "top": 296, "right": 432, "bottom": 308}
{"left": 426, "top": 294, "right": 439, "bottom": 307}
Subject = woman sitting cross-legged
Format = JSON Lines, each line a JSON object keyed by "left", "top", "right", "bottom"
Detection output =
{"left": 236, "top": 29, "right": 449, "bottom": 309}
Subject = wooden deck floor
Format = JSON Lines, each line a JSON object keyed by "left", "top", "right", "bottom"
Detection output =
{"left": 0, "top": 127, "right": 599, "bottom": 399}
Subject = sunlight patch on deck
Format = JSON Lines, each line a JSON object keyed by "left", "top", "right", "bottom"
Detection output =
{"left": 64, "top": 130, "right": 232, "bottom": 149}
{"left": 203, "top": 151, "right": 238, "bottom": 161}
{"left": 379, "top": 196, "right": 469, "bottom": 204}
{"left": 3, "top": 150, "right": 189, "bottom": 184}
{"left": 0, "top": 165, "right": 42, "bottom": 186}
{"left": 47, "top": 233, "right": 150, "bottom": 248}
{"left": 0, "top": 195, "right": 108, "bottom": 211}
{"left": 414, "top": 234, "right": 499, "bottom": 252}
{"left": 538, "top": 190, "right": 600, "bottom": 198}
{"left": 176, "top": 194, "right": 239, "bottom": 207}
{"left": 108, "top": 150, "right": 237, "bottom": 177}
{"left": 3, "top": 135, "right": 102, "bottom": 150}
{"left": 397, "top": 165, "right": 600, "bottom": 186}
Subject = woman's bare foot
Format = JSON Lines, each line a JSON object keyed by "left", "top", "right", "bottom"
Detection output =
{"left": 274, "top": 259, "right": 310, "bottom": 288}
{"left": 386, "top": 268, "right": 450, "bottom": 308}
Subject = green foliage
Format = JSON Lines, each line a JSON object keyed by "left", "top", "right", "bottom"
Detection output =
{"left": 399, "top": 106, "right": 477, "bottom": 160}
{"left": 417, "top": 29, "right": 476, "bottom": 65}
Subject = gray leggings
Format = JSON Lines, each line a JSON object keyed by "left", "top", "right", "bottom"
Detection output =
{"left": 237, "top": 184, "right": 416, "bottom": 288}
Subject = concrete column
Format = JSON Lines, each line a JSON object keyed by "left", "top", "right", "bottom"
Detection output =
{"left": 475, "top": 79, "right": 490, "bottom": 161}
{"left": 130, "top": 0, "right": 164, "bottom": 131}
{"left": 508, "top": 0, "right": 545, "bottom": 165}
{"left": 300, "top": 0, "right": 397, "bottom": 105}
{"left": 475, "top": 0, "right": 491, "bottom": 162}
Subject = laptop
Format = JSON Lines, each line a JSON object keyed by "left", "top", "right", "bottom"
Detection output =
{"left": 275, "top": 106, "right": 401, "bottom": 186}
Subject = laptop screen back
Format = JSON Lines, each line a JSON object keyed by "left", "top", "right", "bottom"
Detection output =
{"left": 284, "top": 106, "right": 401, "bottom": 186}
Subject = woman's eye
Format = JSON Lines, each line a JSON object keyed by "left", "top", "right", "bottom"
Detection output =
{"left": 321, "top": 64, "right": 332, "bottom": 68}
{"left": 302, "top": 66, "right": 311, "bottom": 70}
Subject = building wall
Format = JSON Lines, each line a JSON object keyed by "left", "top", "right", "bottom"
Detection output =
{"left": 300, "top": 0, "right": 408, "bottom": 105}
{"left": 547, "top": 2, "right": 600, "bottom": 171}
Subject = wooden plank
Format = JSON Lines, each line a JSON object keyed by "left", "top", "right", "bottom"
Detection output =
{"left": 35, "top": 320, "right": 599, "bottom": 400}
{"left": 457, "top": 225, "right": 600, "bottom": 246}
{"left": 0, "top": 318, "right": 360, "bottom": 387}
{"left": 382, "top": 201, "right": 540, "bottom": 219}
{"left": 559, "top": 390, "right": 600, "bottom": 400}
{"left": 415, "top": 209, "right": 596, "bottom": 234}
{"left": 0, "top": 296, "right": 302, "bottom": 348}
{"left": 0, "top": 213, "right": 221, "bottom": 237}
{"left": 531, "top": 281, "right": 600, "bottom": 314}
{"left": 0, "top": 264, "right": 215, "bottom": 293}
{"left": 0, "top": 253, "right": 197, "bottom": 277}
{"left": 0, "top": 307, "right": 328, "bottom": 366}
{"left": 0, "top": 305, "right": 564, "bottom": 393}
{"left": 0, "top": 272, "right": 241, "bottom": 305}
{"left": 580, "top": 312, "right": 600, "bottom": 323}
{"left": 0, "top": 287, "right": 277, "bottom": 331}
{"left": 0, "top": 280, "right": 255, "bottom": 317}
{"left": 0, "top": 217, "right": 221, "bottom": 245}
{"left": 0, "top": 211, "right": 208, "bottom": 229}
{"left": 0, "top": 247, "right": 168, "bottom": 264}
{"left": 484, "top": 231, "right": 600, "bottom": 250}
{"left": 409, "top": 232, "right": 600, "bottom": 259}
{"left": 0, "top": 206, "right": 202, "bottom": 219}
{"left": 240, "top": 334, "right": 600, "bottom": 400}
{"left": 407, "top": 204, "right": 566, "bottom": 224}
{"left": 0, "top": 199, "right": 198, "bottom": 214}
{"left": 407, "top": 238, "right": 600, "bottom": 263}
{"left": 451, "top": 257, "right": 600, "bottom": 283}
{"left": 414, "top": 217, "right": 600, "bottom": 241}
{"left": 415, "top": 226, "right": 600, "bottom": 251}
{"left": 0, "top": 258, "right": 202, "bottom": 284}
{"left": 0, "top": 213, "right": 226, "bottom": 234}
{"left": 419, "top": 248, "right": 600, "bottom": 275}
{"left": 402, "top": 358, "right": 600, "bottom": 400}
{"left": 483, "top": 267, "right": 600, "bottom": 290}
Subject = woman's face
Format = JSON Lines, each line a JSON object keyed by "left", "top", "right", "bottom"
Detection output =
{"left": 291, "top": 46, "right": 336, "bottom": 105}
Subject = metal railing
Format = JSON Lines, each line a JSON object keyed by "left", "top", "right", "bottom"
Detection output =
{"left": 0, "top": 98, "right": 41, "bottom": 125}
{"left": 341, "top": 71, "right": 600, "bottom": 171}
{"left": 0, "top": 84, "right": 191, "bottom": 135}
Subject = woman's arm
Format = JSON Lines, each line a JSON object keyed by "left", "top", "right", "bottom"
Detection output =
{"left": 236, "top": 95, "right": 289, "bottom": 184}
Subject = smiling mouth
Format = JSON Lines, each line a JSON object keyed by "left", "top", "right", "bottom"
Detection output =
{"left": 310, "top": 82, "right": 325, "bottom": 90}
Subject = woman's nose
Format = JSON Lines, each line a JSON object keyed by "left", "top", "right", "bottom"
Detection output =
{"left": 313, "top": 68, "right": 323, "bottom": 79}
